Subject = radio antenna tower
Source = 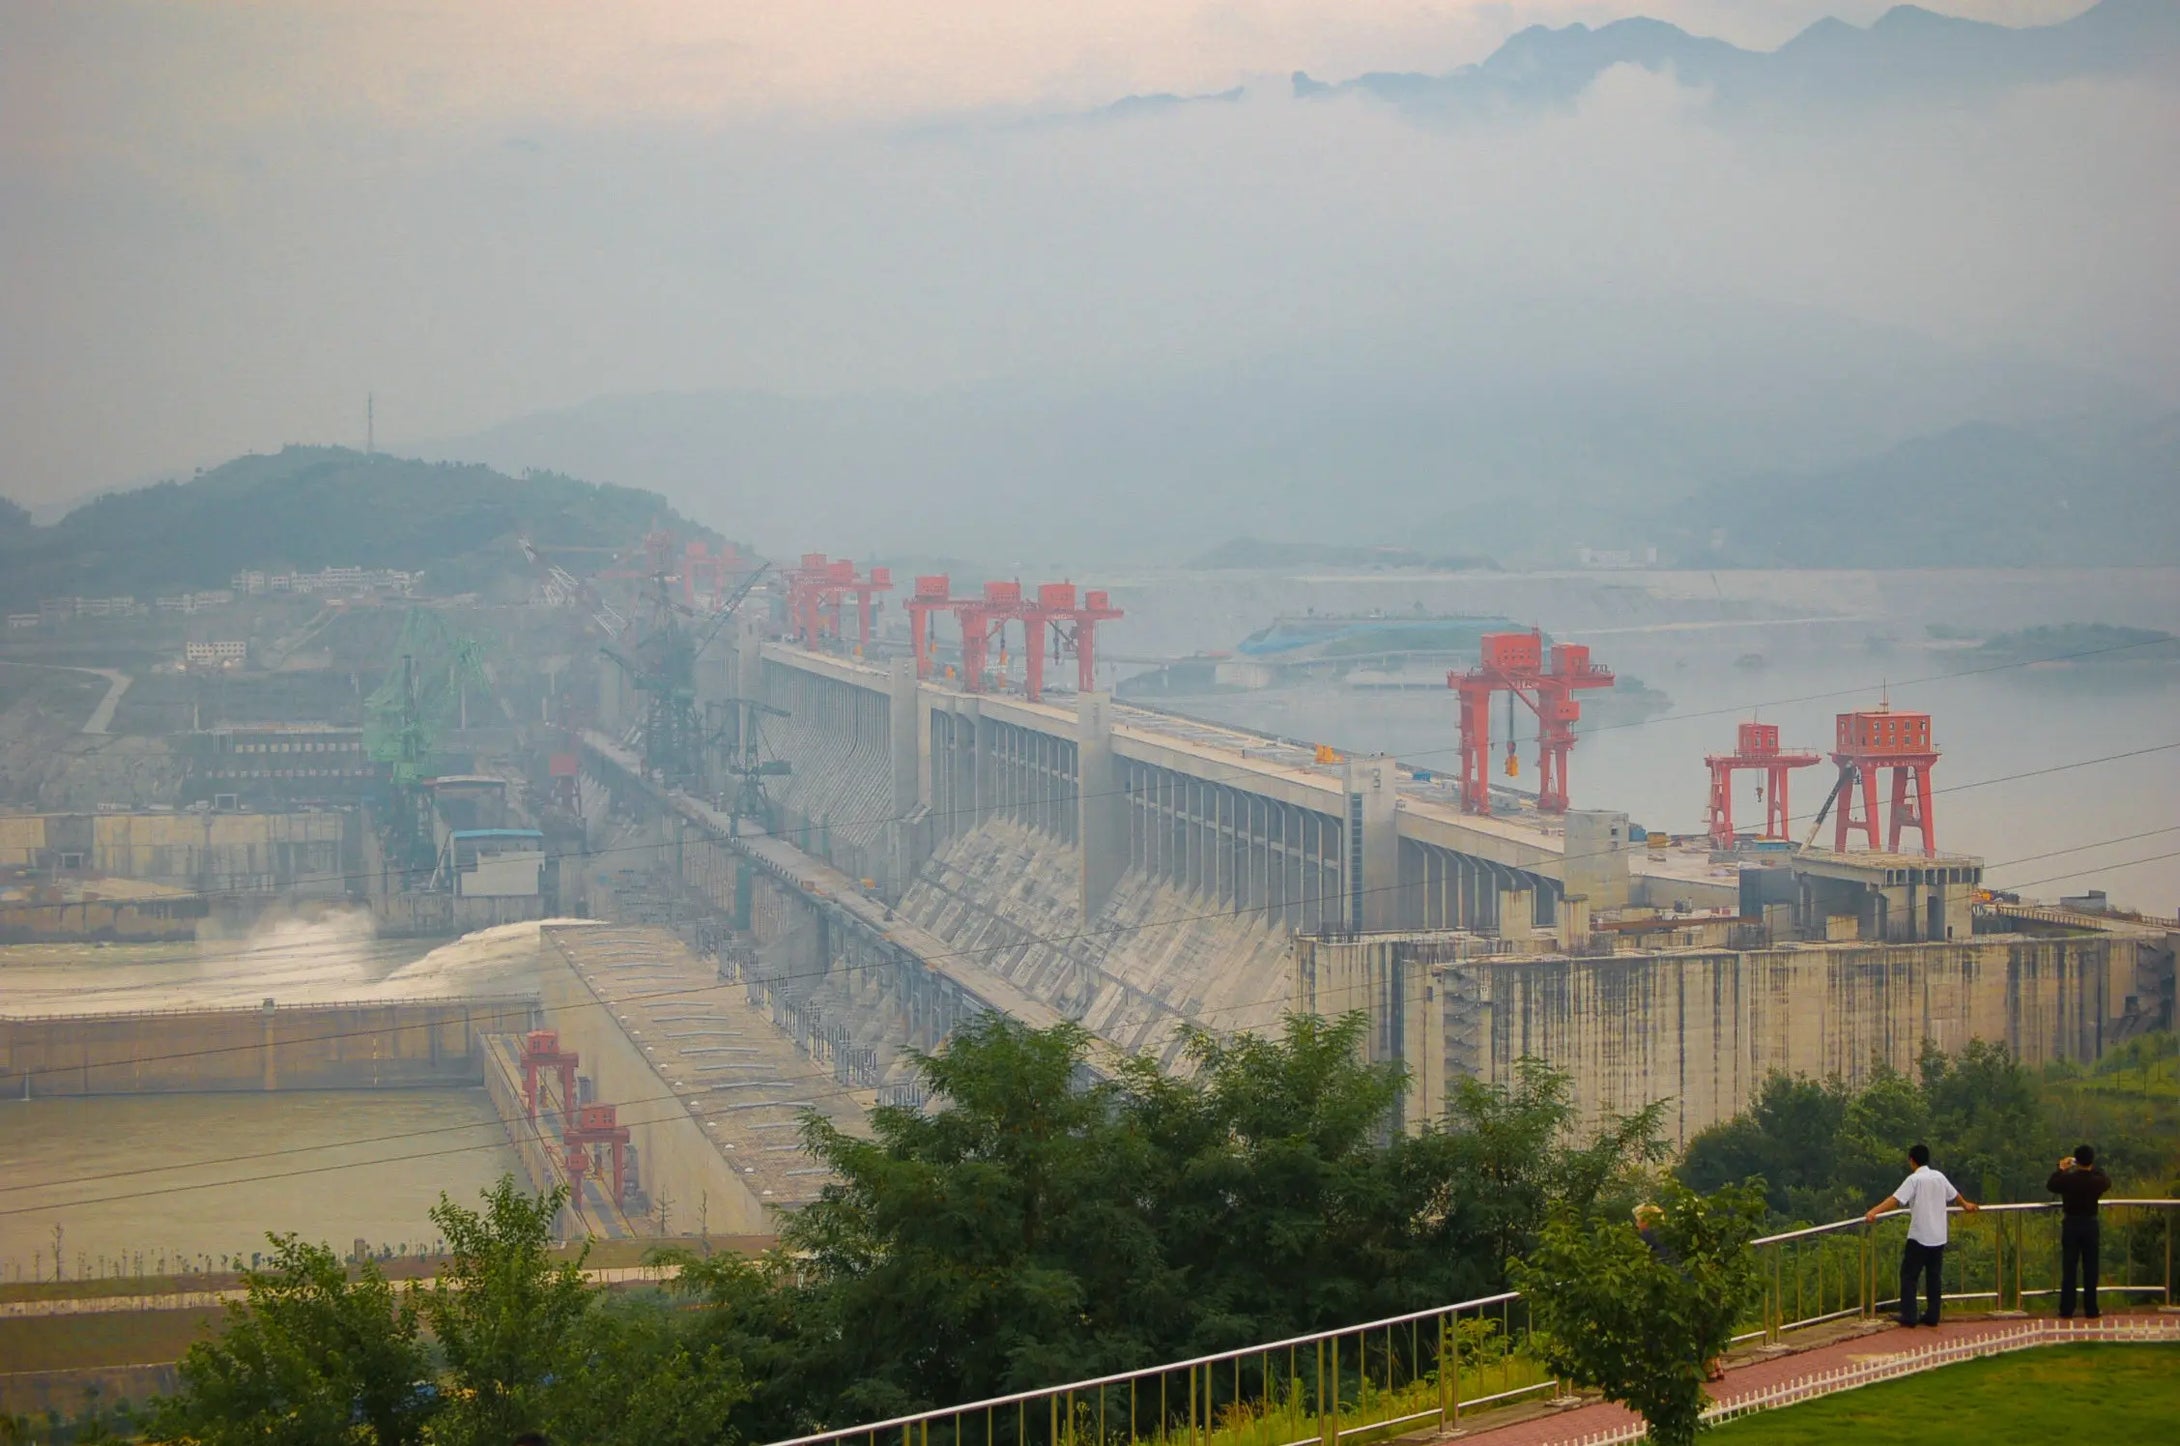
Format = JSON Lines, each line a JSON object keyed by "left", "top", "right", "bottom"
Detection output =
{"left": 366, "top": 393, "right": 375, "bottom": 454}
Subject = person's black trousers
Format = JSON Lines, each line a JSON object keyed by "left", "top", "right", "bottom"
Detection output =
{"left": 2059, "top": 1216, "right": 2101, "bottom": 1318}
{"left": 1898, "top": 1239, "right": 1945, "bottom": 1325}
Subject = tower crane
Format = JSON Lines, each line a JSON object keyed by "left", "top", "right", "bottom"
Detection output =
{"left": 599, "top": 563, "right": 771, "bottom": 791}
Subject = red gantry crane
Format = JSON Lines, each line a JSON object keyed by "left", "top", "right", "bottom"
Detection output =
{"left": 1447, "top": 629, "right": 1614, "bottom": 815}
{"left": 783, "top": 554, "right": 893, "bottom": 653}
{"left": 1825, "top": 705, "right": 1940, "bottom": 857}
{"left": 1024, "top": 582, "right": 1123, "bottom": 700}
{"left": 907, "top": 575, "right": 956, "bottom": 679}
{"left": 519, "top": 1029, "right": 579, "bottom": 1121}
{"left": 563, "top": 1102, "right": 632, "bottom": 1205}
{"left": 1705, "top": 721, "right": 1821, "bottom": 849}
{"left": 910, "top": 578, "right": 1124, "bottom": 702}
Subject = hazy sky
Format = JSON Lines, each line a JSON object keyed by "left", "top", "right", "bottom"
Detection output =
{"left": 4, "top": 0, "right": 2167, "bottom": 510}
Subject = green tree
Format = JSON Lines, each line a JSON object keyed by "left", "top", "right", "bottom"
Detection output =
{"left": 143, "top": 1234, "right": 432, "bottom": 1446}
{"left": 1390, "top": 1058, "right": 1669, "bottom": 1301}
{"left": 1681, "top": 1072, "right": 1851, "bottom": 1221}
{"left": 1918, "top": 1040, "right": 2045, "bottom": 1200}
{"left": 774, "top": 1013, "right": 1428, "bottom": 1422}
{"left": 1133, "top": 1012, "right": 1410, "bottom": 1347}
{"left": 420, "top": 1178, "right": 593, "bottom": 1446}
{"left": 788, "top": 1016, "right": 1173, "bottom": 1418}
{"left": 667, "top": 1247, "right": 831, "bottom": 1444}
{"left": 1514, "top": 1179, "right": 1768, "bottom": 1446}
{"left": 541, "top": 1294, "right": 749, "bottom": 1446}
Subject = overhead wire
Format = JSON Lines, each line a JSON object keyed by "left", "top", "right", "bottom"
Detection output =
{"left": 1980, "top": 825, "right": 2180, "bottom": 873}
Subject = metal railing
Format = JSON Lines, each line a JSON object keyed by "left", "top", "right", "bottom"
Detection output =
{"left": 1750, "top": 1197, "right": 2178, "bottom": 1341}
{"left": 763, "top": 1200, "right": 2177, "bottom": 1446}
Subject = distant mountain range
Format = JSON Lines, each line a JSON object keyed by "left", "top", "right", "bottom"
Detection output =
{"left": 0, "top": 448, "right": 713, "bottom": 608}
{"left": 408, "top": 286, "right": 2155, "bottom": 566}
{"left": 1669, "top": 409, "right": 2180, "bottom": 567}
{"left": 1291, "top": 1, "right": 2180, "bottom": 115}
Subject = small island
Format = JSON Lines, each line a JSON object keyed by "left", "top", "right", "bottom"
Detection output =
{"left": 1970, "top": 623, "right": 2179, "bottom": 667}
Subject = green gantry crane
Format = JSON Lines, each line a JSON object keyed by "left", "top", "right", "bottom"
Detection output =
{"left": 364, "top": 609, "right": 490, "bottom": 884}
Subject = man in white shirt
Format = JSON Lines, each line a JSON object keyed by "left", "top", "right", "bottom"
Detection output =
{"left": 1864, "top": 1142, "right": 1980, "bottom": 1326}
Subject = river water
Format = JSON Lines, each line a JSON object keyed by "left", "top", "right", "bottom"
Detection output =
{"left": 1111, "top": 566, "right": 2180, "bottom": 912}
{"left": 0, "top": 916, "right": 590, "bottom": 1277}
{"left": 0, "top": 1090, "right": 519, "bottom": 1279}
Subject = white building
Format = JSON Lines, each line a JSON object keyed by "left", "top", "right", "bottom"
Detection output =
{"left": 184, "top": 640, "right": 249, "bottom": 667}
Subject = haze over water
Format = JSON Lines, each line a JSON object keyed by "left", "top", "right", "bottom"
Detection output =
{"left": 1120, "top": 566, "right": 2180, "bottom": 911}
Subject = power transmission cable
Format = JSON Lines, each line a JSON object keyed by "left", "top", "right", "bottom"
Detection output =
{"left": 10, "top": 738, "right": 2176, "bottom": 1093}
{"left": 1979, "top": 825, "right": 2180, "bottom": 873}
{"left": 1998, "top": 847, "right": 2180, "bottom": 898}
{"left": 9, "top": 783, "right": 2176, "bottom": 1212}
{"left": 5, "top": 630, "right": 2167, "bottom": 917}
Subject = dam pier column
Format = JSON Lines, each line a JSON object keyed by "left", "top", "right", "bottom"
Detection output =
{"left": 1497, "top": 885, "right": 1534, "bottom": 940}
{"left": 1343, "top": 754, "right": 1399, "bottom": 932}
{"left": 1078, "top": 692, "right": 1122, "bottom": 918}
{"left": 887, "top": 659, "right": 926, "bottom": 891}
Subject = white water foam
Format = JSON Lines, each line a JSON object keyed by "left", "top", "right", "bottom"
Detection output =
{"left": 0, "top": 914, "right": 599, "bottom": 1015}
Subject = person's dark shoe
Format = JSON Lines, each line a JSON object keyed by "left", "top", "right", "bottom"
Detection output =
{"left": 1896, "top": 1316, "right": 1917, "bottom": 1327}
{"left": 1920, "top": 1318, "right": 1940, "bottom": 1328}
{"left": 2085, "top": 1312, "right": 2101, "bottom": 1320}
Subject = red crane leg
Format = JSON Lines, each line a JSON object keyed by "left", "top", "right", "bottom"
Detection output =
{"left": 1708, "top": 760, "right": 1735, "bottom": 848}
{"left": 1455, "top": 680, "right": 1494, "bottom": 814}
{"left": 1024, "top": 617, "right": 1047, "bottom": 702}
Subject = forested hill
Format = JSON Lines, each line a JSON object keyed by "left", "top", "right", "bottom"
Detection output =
{"left": 0, "top": 447, "right": 717, "bottom": 607}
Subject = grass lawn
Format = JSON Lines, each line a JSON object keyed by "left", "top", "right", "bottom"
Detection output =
{"left": 1712, "top": 1344, "right": 2178, "bottom": 1443}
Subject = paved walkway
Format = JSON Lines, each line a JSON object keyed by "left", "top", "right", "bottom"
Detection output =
{"left": 1441, "top": 1313, "right": 2178, "bottom": 1444}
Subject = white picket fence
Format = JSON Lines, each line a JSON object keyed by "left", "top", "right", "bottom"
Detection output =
{"left": 1554, "top": 1316, "right": 2180, "bottom": 1445}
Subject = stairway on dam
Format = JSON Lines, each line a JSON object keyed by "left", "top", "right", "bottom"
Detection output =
{"left": 894, "top": 818, "right": 1294, "bottom": 1068}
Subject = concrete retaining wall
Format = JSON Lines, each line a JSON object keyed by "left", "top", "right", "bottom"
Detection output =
{"left": 0, "top": 998, "right": 537, "bottom": 1097}
{"left": 1445, "top": 934, "right": 2137, "bottom": 1144}
{"left": 0, "top": 894, "right": 206, "bottom": 944}
{"left": 1, "top": 811, "right": 354, "bottom": 891}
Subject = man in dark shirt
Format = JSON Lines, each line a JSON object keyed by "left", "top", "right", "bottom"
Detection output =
{"left": 2048, "top": 1144, "right": 2112, "bottom": 1319}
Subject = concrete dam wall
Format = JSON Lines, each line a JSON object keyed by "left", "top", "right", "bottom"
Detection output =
{"left": 899, "top": 818, "right": 1293, "bottom": 1068}
{"left": 0, "top": 997, "right": 537, "bottom": 1097}
{"left": 578, "top": 642, "right": 2161, "bottom": 1161}
{"left": 1451, "top": 935, "right": 2138, "bottom": 1144}
{"left": 1294, "top": 930, "right": 2146, "bottom": 1145}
